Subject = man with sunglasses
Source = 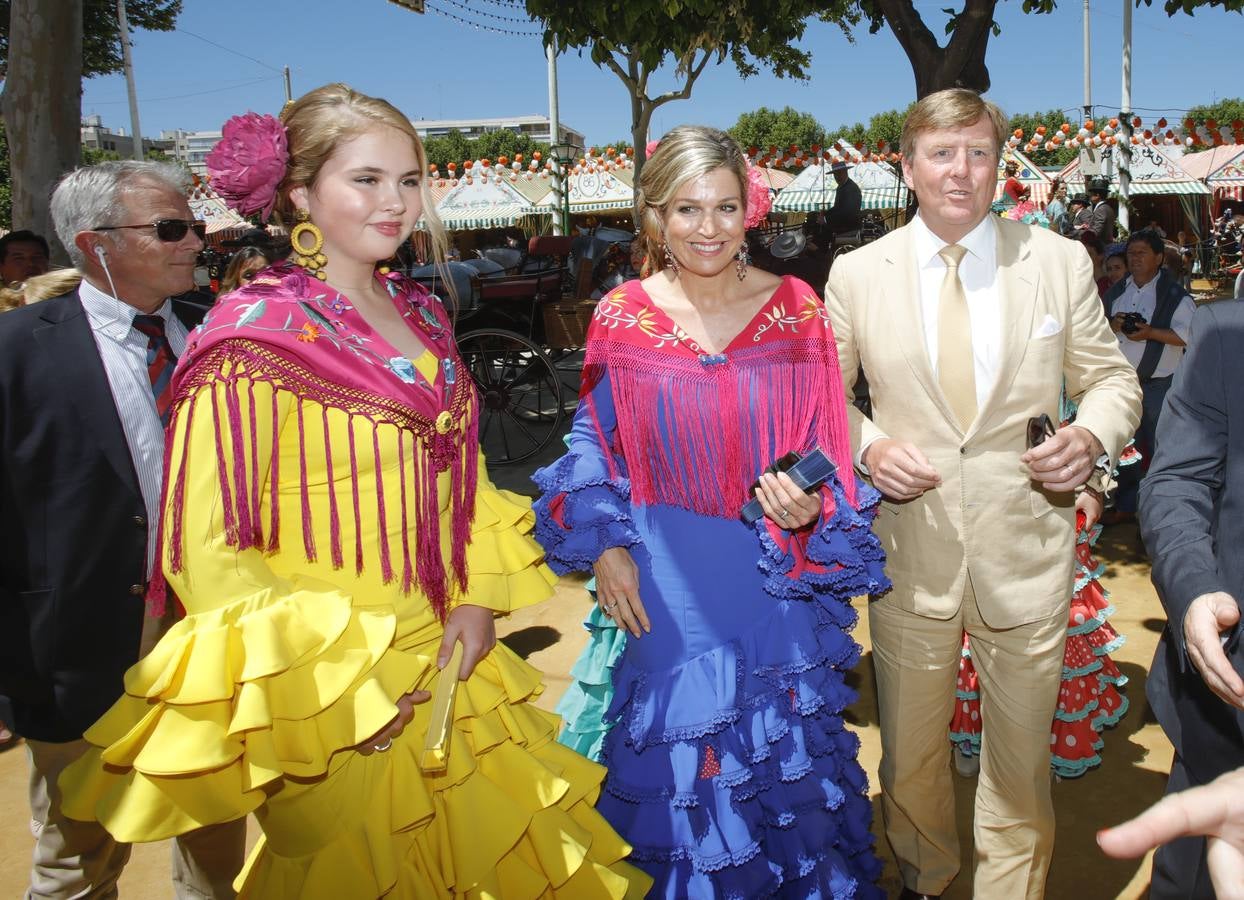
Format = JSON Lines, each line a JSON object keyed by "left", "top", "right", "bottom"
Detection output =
{"left": 0, "top": 161, "right": 244, "bottom": 898}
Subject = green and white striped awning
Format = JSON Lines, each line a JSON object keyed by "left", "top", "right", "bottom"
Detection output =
{"left": 1123, "top": 180, "right": 1211, "bottom": 195}
{"left": 569, "top": 200, "right": 634, "bottom": 213}
{"left": 436, "top": 205, "right": 547, "bottom": 230}
{"left": 774, "top": 188, "right": 908, "bottom": 212}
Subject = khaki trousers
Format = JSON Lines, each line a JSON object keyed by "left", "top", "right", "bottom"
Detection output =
{"left": 869, "top": 580, "right": 1067, "bottom": 899}
{"left": 26, "top": 738, "right": 246, "bottom": 900}
{"left": 25, "top": 612, "right": 246, "bottom": 899}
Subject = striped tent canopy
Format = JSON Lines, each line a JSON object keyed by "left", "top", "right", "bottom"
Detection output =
{"left": 773, "top": 159, "right": 908, "bottom": 212}
{"left": 752, "top": 166, "right": 796, "bottom": 195}
{"left": 187, "top": 178, "right": 250, "bottom": 235}
{"left": 568, "top": 167, "right": 634, "bottom": 212}
{"left": 995, "top": 149, "right": 1054, "bottom": 205}
{"left": 434, "top": 171, "right": 554, "bottom": 230}
{"left": 1057, "top": 145, "right": 1210, "bottom": 195}
{"left": 1183, "top": 147, "right": 1244, "bottom": 201}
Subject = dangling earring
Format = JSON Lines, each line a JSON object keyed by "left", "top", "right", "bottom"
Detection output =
{"left": 662, "top": 239, "right": 680, "bottom": 276}
{"left": 291, "top": 209, "right": 328, "bottom": 281}
{"left": 736, "top": 244, "right": 750, "bottom": 281}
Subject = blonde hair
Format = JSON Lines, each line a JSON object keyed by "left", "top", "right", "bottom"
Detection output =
{"left": 900, "top": 89, "right": 1009, "bottom": 160}
{"left": 277, "top": 83, "right": 448, "bottom": 270}
{"left": 23, "top": 268, "right": 83, "bottom": 303}
{"left": 636, "top": 125, "right": 750, "bottom": 276}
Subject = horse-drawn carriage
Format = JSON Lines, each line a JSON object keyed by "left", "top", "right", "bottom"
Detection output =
{"left": 409, "top": 229, "right": 637, "bottom": 465}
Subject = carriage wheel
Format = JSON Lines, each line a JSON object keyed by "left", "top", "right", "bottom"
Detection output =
{"left": 456, "top": 328, "right": 565, "bottom": 465}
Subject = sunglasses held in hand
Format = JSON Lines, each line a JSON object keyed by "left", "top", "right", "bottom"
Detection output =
{"left": 1026, "top": 413, "right": 1056, "bottom": 449}
{"left": 94, "top": 219, "right": 207, "bottom": 243}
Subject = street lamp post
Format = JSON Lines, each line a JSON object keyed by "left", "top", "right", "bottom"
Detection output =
{"left": 550, "top": 141, "right": 582, "bottom": 236}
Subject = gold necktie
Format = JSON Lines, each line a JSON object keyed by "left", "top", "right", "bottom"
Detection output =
{"left": 937, "top": 244, "right": 975, "bottom": 430}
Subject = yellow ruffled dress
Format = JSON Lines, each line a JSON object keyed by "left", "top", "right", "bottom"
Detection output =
{"left": 60, "top": 346, "right": 651, "bottom": 899}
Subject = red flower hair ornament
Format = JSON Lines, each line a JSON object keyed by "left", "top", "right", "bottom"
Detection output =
{"left": 205, "top": 112, "right": 289, "bottom": 221}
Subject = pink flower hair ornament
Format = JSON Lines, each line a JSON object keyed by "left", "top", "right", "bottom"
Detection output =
{"left": 744, "top": 165, "right": 772, "bottom": 229}
{"left": 205, "top": 112, "right": 289, "bottom": 221}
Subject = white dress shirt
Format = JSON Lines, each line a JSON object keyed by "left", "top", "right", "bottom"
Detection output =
{"left": 1108, "top": 274, "right": 1195, "bottom": 379}
{"left": 78, "top": 280, "right": 189, "bottom": 575}
{"left": 911, "top": 213, "right": 1003, "bottom": 413}
{"left": 856, "top": 214, "right": 1003, "bottom": 467}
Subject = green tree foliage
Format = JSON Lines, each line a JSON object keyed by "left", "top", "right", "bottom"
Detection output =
{"left": 526, "top": 0, "right": 860, "bottom": 210}
{"left": 730, "top": 107, "right": 826, "bottom": 153}
{"left": 1187, "top": 97, "right": 1244, "bottom": 125}
{"left": 850, "top": 0, "right": 1241, "bottom": 99}
{"left": 422, "top": 129, "right": 550, "bottom": 170}
{"left": 0, "top": 0, "right": 181, "bottom": 79}
{"left": 1007, "top": 108, "right": 1076, "bottom": 166}
{"left": 81, "top": 146, "right": 121, "bottom": 166}
{"left": 826, "top": 104, "right": 911, "bottom": 155}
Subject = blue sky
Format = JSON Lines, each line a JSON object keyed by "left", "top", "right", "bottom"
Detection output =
{"left": 81, "top": 0, "right": 1241, "bottom": 148}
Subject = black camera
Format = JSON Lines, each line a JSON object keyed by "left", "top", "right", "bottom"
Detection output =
{"left": 1120, "top": 312, "right": 1148, "bottom": 335}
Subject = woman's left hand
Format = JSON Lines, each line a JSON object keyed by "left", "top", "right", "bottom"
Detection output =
{"left": 1076, "top": 487, "right": 1105, "bottom": 531}
{"left": 755, "top": 471, "right": 821, "bottom": 530}
{"left": 437, "top": 603, "right": 497, "bottom": 680}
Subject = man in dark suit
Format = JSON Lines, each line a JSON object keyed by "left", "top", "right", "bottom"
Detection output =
{"left": 1088, "top": 178, "right": 1117, "bottom": 243}
{"left": 1134, "top": 298, "right": 1244, "bottom": 898}
{"left": 0, "top": 160, "right": 243, "bottom": 898}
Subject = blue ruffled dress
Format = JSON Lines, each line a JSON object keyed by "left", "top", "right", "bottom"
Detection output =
{"left": 534, "top": 278, "right": 889, "bottom": 899}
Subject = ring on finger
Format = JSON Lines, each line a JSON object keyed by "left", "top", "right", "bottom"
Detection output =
{"left": 779, "top": 506, "right": 790, "bottom": 519}
{"left": 373, "top": 737, "right": 393, "bottom": 753}
{"left": 603, "top": 601, "right": 618, "bottom": 612}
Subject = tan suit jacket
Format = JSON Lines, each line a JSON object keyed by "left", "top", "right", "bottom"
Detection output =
{"left": 824, "top": 217, "right": 1141, "bottom": 628}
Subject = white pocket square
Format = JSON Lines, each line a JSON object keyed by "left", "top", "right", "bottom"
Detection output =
{"left": 1032, "top": 315, "right": 1063, "bottom": 339}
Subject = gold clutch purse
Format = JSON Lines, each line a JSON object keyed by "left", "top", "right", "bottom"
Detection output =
{"left": 420, "top": 641, "right": 463, "bottom": 773}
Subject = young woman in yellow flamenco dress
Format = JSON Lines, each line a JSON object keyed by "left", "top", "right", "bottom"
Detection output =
{"left": 58, "top": 84, "right": 651, "bottom": 900}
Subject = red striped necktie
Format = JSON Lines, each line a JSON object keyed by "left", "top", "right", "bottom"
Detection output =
{"left": 131, "top": 314, "right": 177, "bottom": 426}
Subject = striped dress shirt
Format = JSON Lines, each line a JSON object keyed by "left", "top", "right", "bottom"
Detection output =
{"left": 78, "top": 280, "right": 188, "bottom": 576}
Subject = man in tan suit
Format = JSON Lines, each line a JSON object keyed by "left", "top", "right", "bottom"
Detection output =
{"left": 824, "top": 90, "right": 1141, "bottom": 899}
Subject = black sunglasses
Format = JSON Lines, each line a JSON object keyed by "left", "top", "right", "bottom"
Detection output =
{"left": 1026, "top": 413, "right": 1056, "bottom": 449}
{"left": 94, "top": 219, "right": 207, "bottom": 243}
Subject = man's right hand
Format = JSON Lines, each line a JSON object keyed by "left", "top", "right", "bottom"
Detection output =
{"left": 862, "top": 438, "right": 941, "bottom": 501}
{"left": 1183, "top": 591, "right": 1244, "bottom": 709}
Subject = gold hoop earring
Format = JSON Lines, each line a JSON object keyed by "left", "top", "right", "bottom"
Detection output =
{"left": 736, "top": 244, "right": 749, "bottom": 281}
{"left": 662, "top": 239, "right": 680, "bottom": 276}
{"left": 291, "top": 210, "right": 328, "bottom": 281}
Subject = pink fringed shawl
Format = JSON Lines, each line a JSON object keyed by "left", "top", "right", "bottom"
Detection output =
{"left": 582, "top": 276, "right": 858, "bottom": 518}
{"left": 148, "top": 262, "right": 479, "bottom": 621}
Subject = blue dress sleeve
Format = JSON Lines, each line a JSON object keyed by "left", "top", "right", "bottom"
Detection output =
{"left": 532, "top": 369, "right": 642, "bottom": 574}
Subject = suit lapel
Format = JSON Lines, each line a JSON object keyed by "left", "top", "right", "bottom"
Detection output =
{"left": 967, "top": 220, "right": 1040, "bottom": 441}
{"left": 33, "top": 292, "right": 142, "bottom": 497}
{"left": 882, "top": 227, "right": 960, "bottom": 427}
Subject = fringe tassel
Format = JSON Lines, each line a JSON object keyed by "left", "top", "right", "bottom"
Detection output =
{"left": 348, "top": 423, "right": 364, "bottom": 575}
{"left": 266, "top": 388, "right": 280, "bottom": 553}
{"left": 373, "top": 426, "right": 394, "bottom": 585}
{"left": 397, "top": 429, "right": 414, "bottom": 593}
{"left": 225, "top": 380, "right": 255, "bottom": 549}
{"left": 322, "top": 407, "right": 343, "bottom": 568}
{"left": 210, "top": 384, "right": 238, "bottom": 546}
{"left": 586, "top": 338, "right": 857, "bottom": 519}
{"left": 296, "top": 397, "right": 316, "bottom": 562}
{"left": 246, "top": 380, "right": 262, "bottom": 548}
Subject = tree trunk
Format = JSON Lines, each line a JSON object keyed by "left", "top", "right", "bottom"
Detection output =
{"left": 2, "top": 0, "right": 84, "bottom": 263}
{"left": 876, "top": 0, "right": 996, "bottom": 98}
{"left": 630, "top": 95, "right": 653, "bottom": 228}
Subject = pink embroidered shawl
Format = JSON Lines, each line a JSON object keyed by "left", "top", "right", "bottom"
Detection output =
{"left": 149, "top": 262, "right": 478, "bottom": 621}
{"left": 581, "top": 276, "right": 858, "bottom": 518}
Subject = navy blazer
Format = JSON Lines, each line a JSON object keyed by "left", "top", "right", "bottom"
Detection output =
{"left": 0, "top": 289, "right": 205, "bottom": 742}
{"left": 1141, "top": 299, "right": 1244, "bottom": 784}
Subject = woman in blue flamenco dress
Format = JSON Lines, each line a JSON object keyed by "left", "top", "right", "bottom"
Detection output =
{"left": 534, "top": 125, "right": 889, "bottom": 899}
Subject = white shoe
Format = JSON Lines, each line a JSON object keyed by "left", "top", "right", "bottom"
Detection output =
{"left": 954, "top": 747, "right": 980, "bottom": 778}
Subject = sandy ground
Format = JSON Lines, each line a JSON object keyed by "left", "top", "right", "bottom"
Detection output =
{"left": 0, "top": 518, "right": 1173, "bottom": 899}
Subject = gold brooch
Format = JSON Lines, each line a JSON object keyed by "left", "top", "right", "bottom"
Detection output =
{"left": 435, "top": 410, "right": 454, "bottom": 435}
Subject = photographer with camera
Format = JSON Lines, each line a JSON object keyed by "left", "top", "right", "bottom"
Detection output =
{"left": 1103, "top": 229, "right": 1196, "bottom": 524}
